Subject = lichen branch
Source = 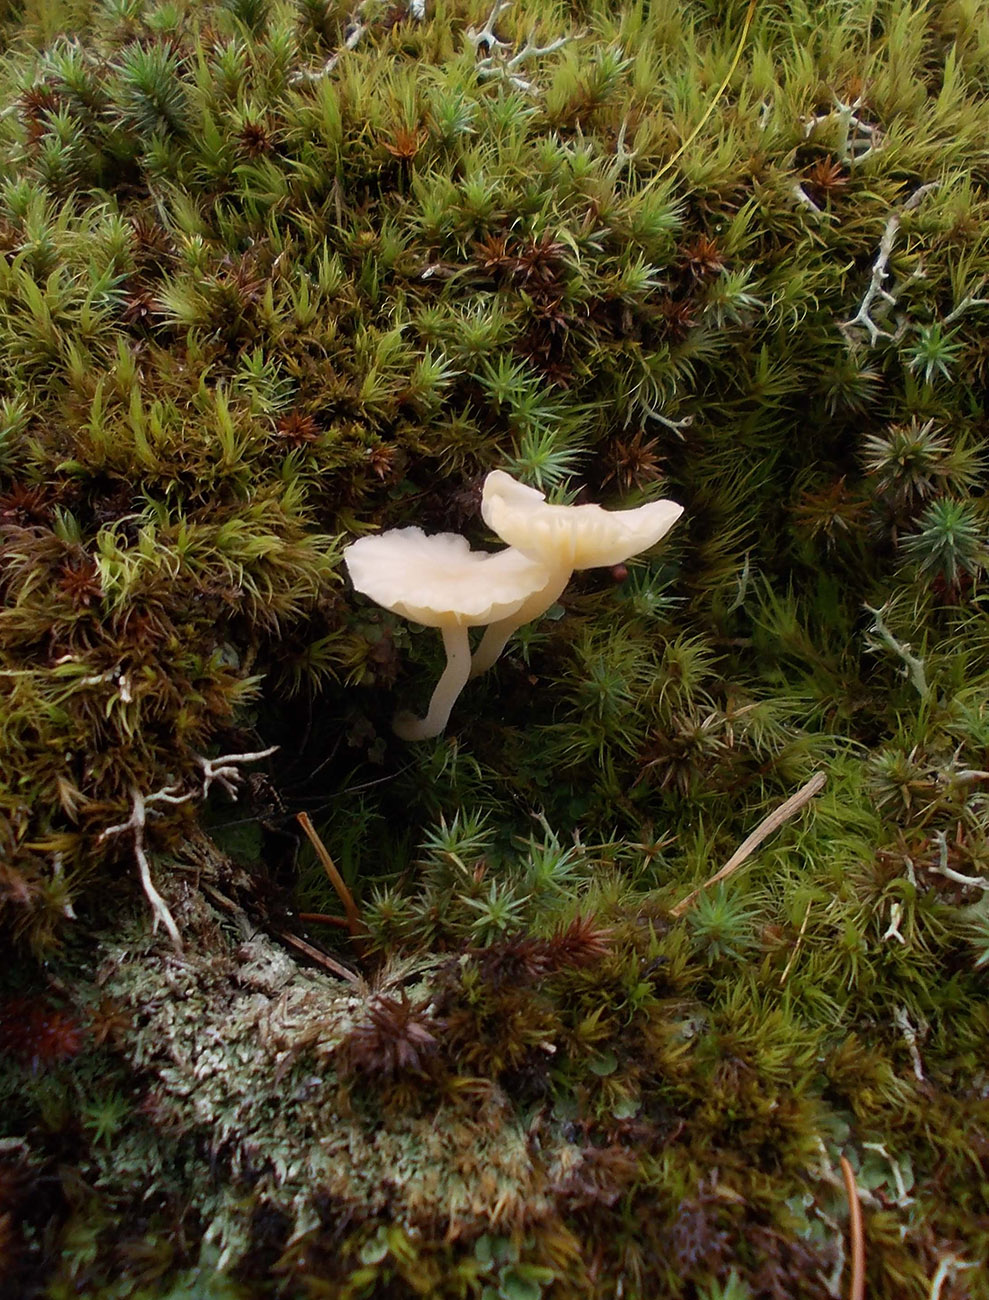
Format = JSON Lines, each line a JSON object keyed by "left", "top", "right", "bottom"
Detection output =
{"left": 928, "top": 1255, "right": 977, "bottom": 1300}
{"left": 467, "top": 1, "right": 572, "bottom": 95}
{"left": 101, "top": 785, "right": 194, "bottom": 951}
{"left": 195, "top": 745, "right": 279, "bottom": 798}
{"left": 840, "top": 185, "right": 936, "bottom": 347}
{"left": 930, "top": 829, "right": 989, "bottom": 890}
{"left": 791, "top": 181, "right": 830, "bottom": 221}
{"left": 101, "top": 747, "right": 279, "bottom": 950}
{"left": 864, "top": 604, "right": 929, "bottom": 698}
{"left": 893, "top": 1005, "right": 925, "bottom": 1081}
{"left": 290, "top": 7, "right": 367, "bottom": 84}
{"left": 804, "top": 94, "right": 883, "bottom": 165}
{"left": 465, "top": 0, "right": 512, "bottom": 56}
{"left": 943, "top": 288, "right": 989, "bottom": 326}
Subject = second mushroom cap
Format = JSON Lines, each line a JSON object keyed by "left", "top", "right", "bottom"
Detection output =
{"left": 481, "top": 470, "right": 684, "bottom": 569}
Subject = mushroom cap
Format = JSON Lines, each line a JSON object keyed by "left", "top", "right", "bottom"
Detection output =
{"left": 481, "top": 470, "right": 684, "bottom": 569}
{"left": 344, "top": 527, "right": 553, "bottom": 627}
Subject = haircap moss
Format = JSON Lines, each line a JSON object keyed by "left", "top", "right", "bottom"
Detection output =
{"left": 1, "top": 0, "right": 989, "bottom": 1294}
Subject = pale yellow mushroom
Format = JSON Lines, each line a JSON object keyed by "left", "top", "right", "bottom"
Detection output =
{"left": 469, "top": 470, "right": 684, "bottom": 676}
{"left": 344, "top": 474, "right": 683, "bottom": 741}
{"left": 481, "top": 470, "right": 684, "bottom": 569}
{"left": 343, "top": 527, "right": 557, "bottom": 741}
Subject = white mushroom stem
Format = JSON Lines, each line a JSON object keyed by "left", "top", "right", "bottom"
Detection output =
{"left": 394, "top": 562, "right": 570, "bottom": 738}
{"left": 393, "top": 622, "right": 473, "bottom": 741}
{"left": 468, "top": 619, "right": 525, "bottom": 679}
{"left": 469, "top": 565, "right": 571, "bottom": 679}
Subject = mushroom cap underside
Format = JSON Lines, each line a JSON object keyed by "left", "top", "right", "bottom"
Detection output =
{"left": 344, "top": 527, "right": 553, "bottom": 627}
{"left": 482, "top": 470, "right": 683, "bottom": 568}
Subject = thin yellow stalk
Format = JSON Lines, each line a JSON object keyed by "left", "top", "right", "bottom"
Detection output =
{"left": 649, "top": 0, "right": 759, "bottom": 187}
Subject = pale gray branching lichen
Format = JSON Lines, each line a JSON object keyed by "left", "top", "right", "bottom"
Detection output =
{"left": 100, "top": 784, "right": 196, "bottom": 950}
{"left": 863, "top": 603, "right": 929, "bottom": 698}
{"left": 930, "top": 828, "right": 989, "bottom": 892}
{"left": 791, "top": 181, "right": 830, "bottom": 222}
{"left": 99, "top": 747, "right": 279, "bottom": 950}
{"left": 195, "top": 745, "right": 279, "bottom": 798}
{"left": 289, "top": 0, "right": 384, "bottom": 83}
{"left": 466, "top": 1, "right": 572, "bottom": 95}
{"left": 893, "top": 1005, "right": 926, "bottom": 1082}
{"left": 793, "top": 94, "right": 885, "bottom": 218}
{"left": 840, "top": 184, "right": 936, "bottom": 347}
{"left": 803, "top": 93, "right": 884, "bottom": 166}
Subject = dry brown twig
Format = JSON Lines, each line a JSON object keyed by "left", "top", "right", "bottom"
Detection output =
{"left": 275, "top": 929, "right": 359, "bottom": 983}
{"left": 670, "top": 772, "right": 827, "bottom": 918}
{"left": 296, "top": 811, "right": 364, "bottom": 938}
{"left": 840, "top": 1154, "right": 865, "bottom": 1300}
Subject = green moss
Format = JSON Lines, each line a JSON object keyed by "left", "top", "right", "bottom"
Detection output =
{"left": 1, "top": 0, "right": 988, "bottom": 1294}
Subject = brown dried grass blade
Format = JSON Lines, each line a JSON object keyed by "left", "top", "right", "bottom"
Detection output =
{"left": 840, "top": 1154, "right": 866, "bottom": 1300}
{"left": 296, "top": 811, "right": 363, "bottom": 938}
{"left": 670, "top": 772, "right": 826, "bottom": 918}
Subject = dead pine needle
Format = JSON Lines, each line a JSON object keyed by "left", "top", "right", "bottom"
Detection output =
{"left": 671, "top": 772, "right": 826, "bottom": 918}
{"left": 296, "top": 811, "right": 364, "bottom": 938}
{"left": 275, "top": 929, "right": 359, "bottom": 983}
{"left": 296, "top": 911, "right": 351, "bottom": 930}
{"left": 840, "top": 1154, "right": 866, "bottom": 1300}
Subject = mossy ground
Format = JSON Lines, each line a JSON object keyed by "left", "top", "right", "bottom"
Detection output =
{"left": 0, "top": 0, "right": 987, "bottom": 1295}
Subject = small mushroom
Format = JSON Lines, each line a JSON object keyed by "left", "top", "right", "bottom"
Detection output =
{"left": 481, "top": 470, "right": 684, "bottom": 569}
{"left": 468, "top": 470, "right": 684, "bottom": 676}
{"left": 343, "top": 473, "right": 683, "bottom": 741}
{"left": 343, "top": 527, "right": 558, "bottom": 741}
